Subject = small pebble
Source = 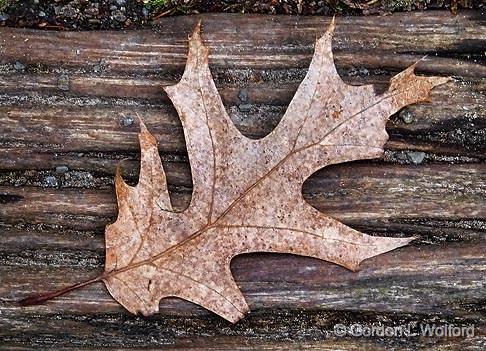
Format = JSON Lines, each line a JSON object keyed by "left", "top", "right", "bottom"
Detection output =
{"left": 38, "top": 11, "right": 46, "bottom": 17}
{"left": 85, "top": 3, "right": 100, "bottom": 16}
{"left": 45, "top": 176, "right": 58, "bottom": 187}
{"left": 407, "top": 151, "right": 426, "bottom": 165}
{"left": 58, "top": 75, "right": 70, "bottom": 91}
{"left": 58, "top": 5, "right": 77, "bottom": 18}
{"left": 112, "top": 10, "right": 127, "bottom": 22}
{"left": 116, "top": 0, "right": 126, "bottom": 5}
{"left": 396, "top": 152, "right": 408, "bottom": 161}
{"left": 238, "top": 89, "right": 249, "bottom": 103}
{"left": 93, "top": 58, "right": 107, "bottom": 73}
{"left": 400, "top": 110, "right": 414, "bottom": 124}
{"left": 121, "top": 115, "right": 134, "bottom": 127}
{"left": 14, "top": 61, "right": 26, "bottom": 71}
{"left": 238, "top": 104, "right": 252, "bottom": 112}
{"left": 15, "top": 177, "right": 27, "bottom": 187}
{"left": 56, "top": 166, "right": 69, "bottom": 173}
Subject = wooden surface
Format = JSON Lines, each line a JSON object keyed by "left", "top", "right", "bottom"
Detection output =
{"left": 0, "top": 10, "right": 485, "bottom": 350}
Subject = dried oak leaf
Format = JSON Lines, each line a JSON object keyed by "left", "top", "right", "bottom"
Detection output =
{"left": 103, "top": 21, "right": 449, "bottom": 323}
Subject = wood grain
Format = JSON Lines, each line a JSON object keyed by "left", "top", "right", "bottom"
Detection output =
{"left": 0, "top": 10, "right": 485, "bottom": 350}
{"left": 0, "top": 163, "right": 485, "bottom": 229}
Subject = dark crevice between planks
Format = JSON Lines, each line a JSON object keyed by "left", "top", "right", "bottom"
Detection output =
{"left": 0, "top": 309, "right": 483, "bottom": 348}
{"left": 401, "top": 40, "right": 486, "bottom": 62}
{"left": 0, "top": 193, "right": 23, "bottom": 204}
{"left": 0, "top": 249, "right": 103, "bottom": 269}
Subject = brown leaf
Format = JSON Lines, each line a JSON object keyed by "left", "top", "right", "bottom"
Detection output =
{"left": 103, "top": 20, "right": 449, "bottom": 323}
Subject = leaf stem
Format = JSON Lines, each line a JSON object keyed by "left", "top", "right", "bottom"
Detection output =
{"left": 18, "top": 273, "right": 106, "bottom": 306}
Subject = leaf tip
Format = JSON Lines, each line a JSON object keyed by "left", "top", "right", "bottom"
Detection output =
{"left": 114, "top": 162, "right": 129, "bottom": 197}
{"left": 405, "top": 57, "right": 452, "bottom": 87}
{"left": 179, "top": 18, "right": 208, "bottom": 82}
{"left": 136, "top": 114, "right": 148, "bottom": 133}
{"left": 329, "top": 15, "right": 336, "bottom": 33}
{"left": 389, "top": 235, "right": 416, "bottom": 249}
{"left": 435, "top": 76, "right": 454, "bottom": 87}
{"left": 346, "top": 262, "right": 362, "bottom": 273}
{"left": 195, "top": 19, "right": 202, "bottom": 32}
{"left": 351, "top": 235, "right": 415, "bottom": 271}
{"left": 137, "top": 116, "right": 158, "bottom": 146}
{"left": 190, "top": 19, "right": 202, "bottom": 41}
{"left": 115, "top": 162, "right": 122, "bottom": 178}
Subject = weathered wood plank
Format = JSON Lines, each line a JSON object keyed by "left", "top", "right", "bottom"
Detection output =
{"left": 1, "top": 305, "right": 484, "bottom": 350}
{"left": 1, "top": 70, "right": 483, "bottom": 108}
{"left": 0, "top": 77, "right": 484, "bottom": 156}
{"left": 2, "top": 242, "right": 484, "bottom": 316}
{"left": 0, "top": 11, "right": 485, "bottom": 350}
{"left": 0, "top": 11, "right": 484, "bottom": 75}
{"left": 1, "top": 336, "right": 484, "bottom": 351}
{"left": 0, "top": 164, "right": 484, "bottom": 230}
{"left": 1, "top": 241, "right": 485, "bottom": 348}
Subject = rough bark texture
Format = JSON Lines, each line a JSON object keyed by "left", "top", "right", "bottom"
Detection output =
{"left": 0, "top": 11, "right": 485, "bottom": 349}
